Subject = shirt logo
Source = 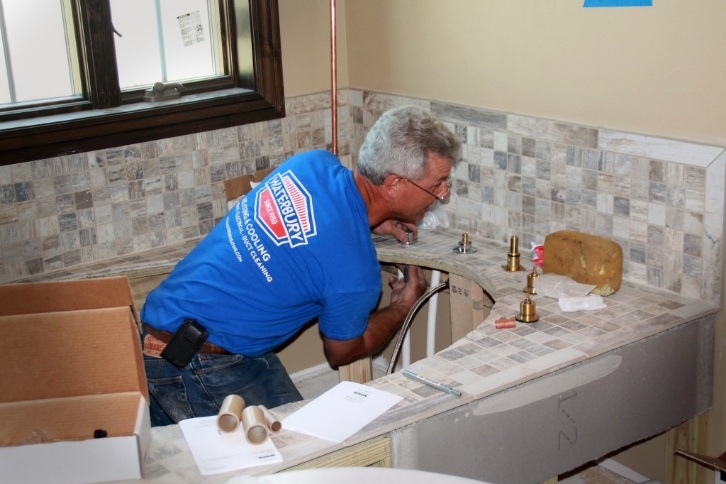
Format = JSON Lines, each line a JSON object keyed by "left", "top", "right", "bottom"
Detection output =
{"left": 255, "top": 171, "right": 316, "bottom": 247}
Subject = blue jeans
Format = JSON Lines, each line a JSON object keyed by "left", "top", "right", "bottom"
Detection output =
{"left": 141, "top": 330, "right": 303, "bottom": 427}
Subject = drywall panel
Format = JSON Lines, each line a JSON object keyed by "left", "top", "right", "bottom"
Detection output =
{"left": 391, "top": 315, "right": 714, "bottom": 483}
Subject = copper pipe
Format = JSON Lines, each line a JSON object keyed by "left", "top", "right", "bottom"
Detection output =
{"left": 330, "top": 0, "right": 338, "bottom": 155}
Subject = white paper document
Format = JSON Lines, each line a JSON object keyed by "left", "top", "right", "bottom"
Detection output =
{"left": 179, "top": 416, "right": 282, "bottom": 475}
{"left": 282, "top": 381, "right": 403, "bottom": 442}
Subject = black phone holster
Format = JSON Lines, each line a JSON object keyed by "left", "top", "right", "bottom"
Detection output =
{"left": 160, "top": 319, "right": 209, "bottom": 369}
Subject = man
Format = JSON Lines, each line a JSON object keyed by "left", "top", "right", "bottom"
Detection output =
{"left": 140, "top": 106, "right": 462, "bottom": 426}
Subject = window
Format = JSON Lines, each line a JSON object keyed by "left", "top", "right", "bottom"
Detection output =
{"left": 0, "top": 0, "right": 284, "bottom": 165}
{"left": 110, "top": 0, "right": 219, "bottom": 91}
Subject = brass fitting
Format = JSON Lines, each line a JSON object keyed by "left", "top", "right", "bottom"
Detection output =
{"left": 453, "top": 232, "right": 477, "bottom": 253}
{"left": 515, "top": 295, "right": 539, "bottom": 323}
{"left": 523, "top": 266, "right": 539, "bottom": 295}
{"left": 504, "top": 235, "right": 521, "bottom": 272}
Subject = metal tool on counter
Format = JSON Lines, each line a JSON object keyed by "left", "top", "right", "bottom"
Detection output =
{"left": 402, "top": 369, "right": 462, "bottom": 397}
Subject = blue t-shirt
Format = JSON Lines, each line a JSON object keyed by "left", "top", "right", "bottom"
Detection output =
{"left": 141, "top": 150, "right": 382, "bottom": 357}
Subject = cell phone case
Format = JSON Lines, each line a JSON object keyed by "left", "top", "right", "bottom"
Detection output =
{"left": 160, "top": 319, "right": 209, "bottom": 368}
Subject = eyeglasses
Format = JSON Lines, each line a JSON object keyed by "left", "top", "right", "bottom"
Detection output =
{"left": 401, "top": 176, "right": 452, "bottom": 202}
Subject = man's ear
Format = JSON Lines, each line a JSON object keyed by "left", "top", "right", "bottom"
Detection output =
{"left": 383, "top": 173, "right": 400, "bottom": 199}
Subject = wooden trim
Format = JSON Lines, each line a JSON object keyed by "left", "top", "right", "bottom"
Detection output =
{"left": 666, "top": 412, "right": 710, "bottom": 484}
{"left": 287, "top": 435, "right": 392, "bottom": 470}
{"left": 338, "top": 357, "right": 373, "bottom": 384}
{"left": 448, "top": 273, "right": 486, "bottom": 342}
{"left": 79, "top": 0, "right": 120, "bottom": 108}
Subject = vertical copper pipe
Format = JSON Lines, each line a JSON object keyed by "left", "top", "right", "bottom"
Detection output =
{"left": 330, "top": 0, "right": 338, "bottom": 155}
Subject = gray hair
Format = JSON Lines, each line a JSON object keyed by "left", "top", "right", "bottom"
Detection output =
{"left": 357, "top": 106, "right": 462, "bottom": 185}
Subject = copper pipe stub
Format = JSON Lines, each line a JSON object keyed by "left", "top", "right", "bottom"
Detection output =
{"left": 503, "top": 235, "right": 524, "bottom": 271}
{"left": 515, "top": 295, "right": 539, "bottom": 323}
{"left": 329, "top": 0, "right": 338, "bottom": 155}
{"left": 453, "top": 232, "right": 477, "bottom": 253}
{"left": 523, "top": 266, "right": 539, "bottom": 294}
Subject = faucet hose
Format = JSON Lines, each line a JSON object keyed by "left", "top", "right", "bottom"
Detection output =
{"left": 386, "top": 279, "right": 449, "bottom": 375}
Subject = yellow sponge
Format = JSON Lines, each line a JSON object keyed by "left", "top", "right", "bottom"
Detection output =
{"left": 543, "top": 230, "right": 623, "bottom": 296}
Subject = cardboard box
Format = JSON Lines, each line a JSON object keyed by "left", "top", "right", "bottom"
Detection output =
{"left": 0, "top": 277, "right": 150, "bottom": 484}
{"left": 224, "top": 167, "right": 274, "bottom": 208}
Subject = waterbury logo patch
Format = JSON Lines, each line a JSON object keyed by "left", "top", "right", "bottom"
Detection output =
{"left": 255, "top": 171, "right": 316, "bottom": 247}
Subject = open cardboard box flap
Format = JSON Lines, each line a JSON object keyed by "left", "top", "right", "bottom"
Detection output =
{"left": 0, "top": 277, "right": 149, "bottom": 483}
{"left": 0, "top": 307, "right": 147, "bottom": 405}
{"left": 0, "top": 275, "right": 140, "bottom": 323}
{"left": 224, "top": 166, "right": 274, "bottom": 202}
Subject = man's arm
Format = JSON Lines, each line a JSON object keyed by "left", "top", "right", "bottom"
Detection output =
{"left": 322, "top": 265, "right": 428, "bottom": 367}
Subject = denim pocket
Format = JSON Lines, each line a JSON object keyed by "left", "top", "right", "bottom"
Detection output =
{"left": 196, "top": 353, "right": 246, "bottom": 371}
{"left": 194, "top": 353, "right": 302, "bottom": 409}
{"left": 193, "top": 353, "right": 251, "bottom": 402}
{"left": 144, "top": 358, "right": 195, "bottom": 424}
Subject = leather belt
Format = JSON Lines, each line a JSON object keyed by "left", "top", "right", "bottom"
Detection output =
{"left": 142, "top": 324, "right": 231, "bottom": 355}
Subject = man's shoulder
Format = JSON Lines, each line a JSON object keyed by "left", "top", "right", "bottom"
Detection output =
{"left": 284, "top": 149, "right": 340, "bottom": 167}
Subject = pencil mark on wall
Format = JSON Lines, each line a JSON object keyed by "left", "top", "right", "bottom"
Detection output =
{"left": 558, "top": 390, "right": 578, "bottom": 450}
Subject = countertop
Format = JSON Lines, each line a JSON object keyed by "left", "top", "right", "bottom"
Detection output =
{"left": 111, "top": 228, "right": 718, "bottom": 483}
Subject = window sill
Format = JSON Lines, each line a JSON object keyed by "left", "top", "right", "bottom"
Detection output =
{"left": 0, "top": 87, "right": 285, "bottom": 165}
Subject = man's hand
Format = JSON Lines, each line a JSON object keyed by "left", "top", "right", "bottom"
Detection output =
{"left": 372, "top": 219, "right": 418, "bottom": 243}
{"left": 323, "top": 265, "right": 429, "bottom": 367}
{"left": 388, "top": 265, "right": 428, "bottom": 309}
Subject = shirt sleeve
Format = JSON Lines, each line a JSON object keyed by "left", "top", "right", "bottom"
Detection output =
{"left": 317, "top": 287, "right": 381, "bottom": 341}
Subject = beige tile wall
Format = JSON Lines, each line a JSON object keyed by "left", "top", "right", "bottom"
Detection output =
{"left": 1, "top": 89, "right": 723, "bottom": 305}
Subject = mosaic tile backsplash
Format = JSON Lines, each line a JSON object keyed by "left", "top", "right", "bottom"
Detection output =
{"left": 1, "top": 89, "right": 724, "bottom": 304}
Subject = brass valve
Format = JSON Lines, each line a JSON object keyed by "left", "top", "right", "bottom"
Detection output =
{"left": 523, "top": 266, "right": 539, "bottom": 295}
{"left": 503, "top": 235, "right": 522, "bottom": 272}
{"left": 515, "top": 295, "right": 539, "bottom": 323}
{"left": 453, "top": 232, "right": 477, "bottom": 253}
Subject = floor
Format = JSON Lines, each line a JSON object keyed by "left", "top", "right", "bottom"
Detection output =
{"left": 291, "top": 366, "right": 652, "bottom": 484}
{"left": 292, "top": 364, "right": 346, "bottom": 401}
